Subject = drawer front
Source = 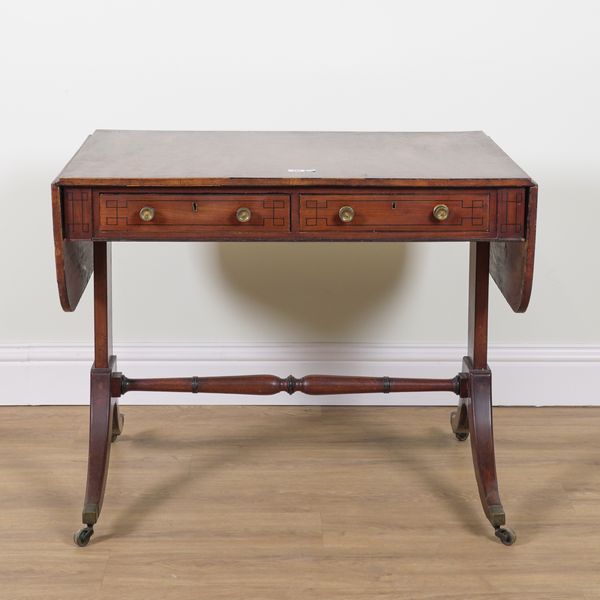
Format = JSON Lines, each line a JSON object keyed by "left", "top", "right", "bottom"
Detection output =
{"left": 96, "top": 193, "right": 290, "bottom": 237}
{"left": 299, "top": 191, "right": 495, "bottom": 236}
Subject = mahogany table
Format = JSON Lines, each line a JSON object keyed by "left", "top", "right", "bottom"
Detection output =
{"left": 52, "top": 131, "right": 537, "bottom": 547}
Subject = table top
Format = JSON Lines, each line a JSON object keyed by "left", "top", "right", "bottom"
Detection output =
{"left": 52, "top": 130, "right": 537, "bottom": 313}
{"left": 55, "top": 130, "right": 532, "bottom": 187}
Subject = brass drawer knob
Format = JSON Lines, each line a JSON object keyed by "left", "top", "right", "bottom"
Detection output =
{"left": 139, "top": 206, "right": 155, "bottom": 222}
{"left": 339, "top": 205, "right": 355, "bottom": 223}
{"left": 236, "top": 207, "right": 252, "bottom": 223}
{"left": 432, "top": 204, "right": 449, "bottom": 221}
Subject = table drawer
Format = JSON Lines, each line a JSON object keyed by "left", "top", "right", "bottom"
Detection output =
{"left": 299, "top": 191, "right": 496, "bottom": 236}
{"left": 96, "top": 193, "right": 291, "bottom": 237}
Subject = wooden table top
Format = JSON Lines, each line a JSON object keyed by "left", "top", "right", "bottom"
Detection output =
{"left": 56, "top": 130, "right": 532, "bottom": 187}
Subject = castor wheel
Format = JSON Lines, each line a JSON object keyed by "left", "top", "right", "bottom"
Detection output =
{"left": 74, "top": 525, "right": 94, "bottom": 547}
{"left": 494, "top": 526, "right": 517, "bottom": 546}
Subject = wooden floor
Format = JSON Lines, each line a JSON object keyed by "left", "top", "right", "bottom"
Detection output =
{"left": 1, "top": 406, "right": 600, "bottom": 599}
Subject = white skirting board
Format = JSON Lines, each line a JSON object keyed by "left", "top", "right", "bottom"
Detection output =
{"left": 0, "top": 343, "right": 598, "bottom": 406}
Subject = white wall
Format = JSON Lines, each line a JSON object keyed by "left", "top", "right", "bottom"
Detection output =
{"left": 1, "top": 1, "right": 599, "bottom": 403}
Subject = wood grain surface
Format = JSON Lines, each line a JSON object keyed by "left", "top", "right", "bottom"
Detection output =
{"left": 51, "top": 184, "right": 93, "bottom": 311}
{"left": 1, "top": 406, "right": 599, "bottom": 600}
{"left": 52, "top": 132, "right": 536, "bottom": 312}
{"left": 490, "top": 185, "right": 538, "bottom": 312}
{"left": 55, "top": 130, "right": 532, "bottom": 187}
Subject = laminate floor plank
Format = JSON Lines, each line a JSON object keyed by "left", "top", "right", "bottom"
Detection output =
{"left": 0, "top": 406, "right": 598, "bottom": 599}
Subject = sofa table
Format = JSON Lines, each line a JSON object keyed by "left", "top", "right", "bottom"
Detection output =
{"left": 52, "top": 130, "right": 537, "bottom": 547}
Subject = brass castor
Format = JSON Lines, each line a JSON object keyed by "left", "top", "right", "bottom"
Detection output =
{"left": 450, "top": 413, "right": 469, "bottom": 441}
{"left": 74, "top": 525, "right": 94, "bottom": 547}
{"left": 494, "top": 526, "right": 517, "bottom": 546}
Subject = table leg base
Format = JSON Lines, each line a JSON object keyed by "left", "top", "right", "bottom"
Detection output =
{"left": 76, "top": 355, "right": 514, "bottom": 545}
{"left": 450, "top": 357, "right": 516, "bottom": 544}
{"left": 76, "top": 356, "right": 123, "bottom": 546}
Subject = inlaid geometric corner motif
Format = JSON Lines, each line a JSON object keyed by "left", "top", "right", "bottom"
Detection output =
{"left": 460, "top": 197, "right": 486, "bottom": 227}
{"left": 103, "top": 197, "right": 129, "bottom": 226}
{"left": 261, "top": 198, "right": 286, "bottom": 226}
{"left": 64, "top": 188, "right": 92, "bottom": 238}
{"left": 498, "top": 189, "right": 525, "bottom": 235}
{"left": 303, "top": 198, "right": 329, "bottom": 227}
